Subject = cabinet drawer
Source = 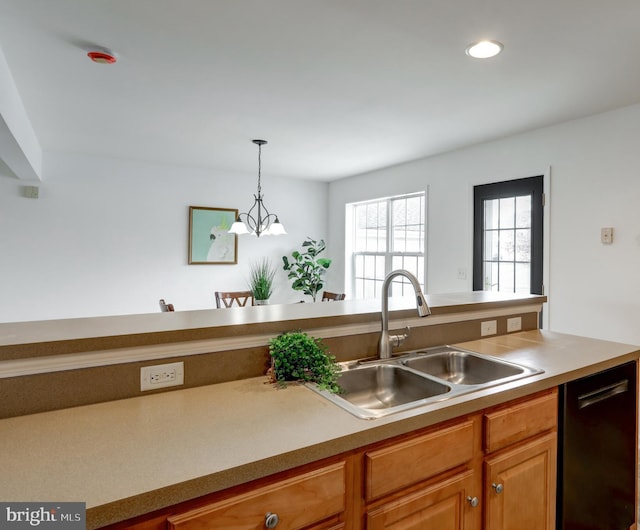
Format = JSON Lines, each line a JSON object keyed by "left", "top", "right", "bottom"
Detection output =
{"left": 365, "top": 416, "right": 478, "bottom": 501}
{"left": 167, "top": 462, "right": 345, "bottom": 530}
{"left": 484, "top": 389, "right": 557, "bottom": 453}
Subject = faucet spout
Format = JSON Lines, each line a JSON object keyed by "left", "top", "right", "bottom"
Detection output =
{"left": 378, "top": 269, "right": 430, "bottom": 359}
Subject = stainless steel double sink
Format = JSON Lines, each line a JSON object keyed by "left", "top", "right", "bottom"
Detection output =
{"left": 308, "top": 346, "right": 543, "bottom": 419}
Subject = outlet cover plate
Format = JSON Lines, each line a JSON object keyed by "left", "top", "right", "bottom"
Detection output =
{"left": 507, "top": 317, "right": 522, "bottom": 333}
{"left": 480, "top": 320, "right": 497, "bottom": 336}
{"left": 141, "top": 362, "right": 184, "bottom": 391}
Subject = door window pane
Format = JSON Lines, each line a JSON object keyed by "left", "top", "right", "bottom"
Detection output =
{"left": 499, "top": 262, "right": 515, "bottom": 292}
{"left": 485, "top": 199, "right": 499, "bottom": 230}
{"left": 484, "top": 261, "right": 499, "bottom": 291}
{"left": 484, "top": 230, "right": 499, "bottom": 261}
{"left": 515, "top": 229, "right": 531, "bottom": 261}
{"left": 515, "top": 263, "right": 531, "bottom": 293}
{"left": 515, "top": 196, "right": 532, "bottom": 228}
{"left": 499, "top": 230, "right": 515, "bottom": 261}
{"left": 499, "top": 198, "right": 515, "bottom": 229}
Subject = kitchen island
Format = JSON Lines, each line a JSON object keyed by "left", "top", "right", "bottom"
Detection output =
{"left": 0, "top": 294, "right": 638, "bottom": 528}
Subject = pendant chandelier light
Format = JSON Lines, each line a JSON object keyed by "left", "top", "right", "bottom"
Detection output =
{"left": 229, "top": 139, "right": 286, "bottom": 237}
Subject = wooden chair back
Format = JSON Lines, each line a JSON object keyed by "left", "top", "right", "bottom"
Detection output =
{"left": 159, "top": 299, "right": 175, "bottom": 312}
{"left": 321, "top": 291, "right": 346, "bottom": 301}
{"left": 215, "top": 291, "right": 254, "bottom": 308}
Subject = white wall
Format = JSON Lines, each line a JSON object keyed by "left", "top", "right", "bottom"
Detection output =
{"left": 0, "top": 152, "right": 329, "bottom": 322}
{"left": 329, "top": 104, "right": 640, "bottom": 346}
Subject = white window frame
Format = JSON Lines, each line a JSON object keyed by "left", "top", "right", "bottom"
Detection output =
{"left": 345, "top": 191, "right": 427, "bottom": 299}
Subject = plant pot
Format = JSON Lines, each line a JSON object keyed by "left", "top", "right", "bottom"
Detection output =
{"left": 255, "top": 299, "right": 270, "bottom": 306}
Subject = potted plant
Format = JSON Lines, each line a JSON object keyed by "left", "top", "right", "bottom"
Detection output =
{"left": 248, "top": 258, "right": 277, "bottom": 304}
{"left": 268, "top": 331, "right": 341, "bottom": 393}
{"left": 282, "top": 237, "right": 332, "bottom": 302}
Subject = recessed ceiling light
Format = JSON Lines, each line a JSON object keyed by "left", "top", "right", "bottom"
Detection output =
{"left": 465, "top": 40, "right": 503, "bottom": 59}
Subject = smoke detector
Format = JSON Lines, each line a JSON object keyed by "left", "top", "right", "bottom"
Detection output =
{"left": 87, "top": 49, "right": 117, "bottom": 64}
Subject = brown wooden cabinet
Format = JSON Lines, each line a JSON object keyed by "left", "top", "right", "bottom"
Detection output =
{"left": 102, "top": 389, "right": 558, "bottom": 530}
{"left": 483, "top": 389, "right": 558, "bottom": 530}
{"left": 484, "top": 433, "right": 557, "bottom": 530}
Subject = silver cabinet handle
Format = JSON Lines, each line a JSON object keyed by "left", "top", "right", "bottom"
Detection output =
{"left": 467, "top": 496, "right": 479, "bottom": 507}
{"left": 265, "top": 512, "right": 279, "bottom": 528}
{"left": 492, "top": 482, "right": 504, "bottom": 494}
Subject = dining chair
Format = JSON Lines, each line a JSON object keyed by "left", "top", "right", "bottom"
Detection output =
{"left": 159, "top": 299, "right": 175, "bottom": 312}
{"left": 215, "top": 291, "right": 254, "bottom": 308}
{"left": 321, "top": 291, "right": 346, "bottom": 301}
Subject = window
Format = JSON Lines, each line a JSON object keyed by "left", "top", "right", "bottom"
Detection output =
{"left": 347, "top": 192, "right": 426, "bottom": 299}
{"left": 473, "top": 176, "right": 543, "bottom": 295}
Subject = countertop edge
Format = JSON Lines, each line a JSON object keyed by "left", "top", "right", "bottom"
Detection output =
{"left": 0, "top": 294, "right": 547, "bottom": 359}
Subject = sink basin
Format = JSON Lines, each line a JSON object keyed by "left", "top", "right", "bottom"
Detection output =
{"left": 307, "top": 346, "right": 543, "bottom": 420}
{"left": 402, "top": 347, "right": 529, "bottom": 385}
{"left": 339, "top": 364, "right": 451, "bottom": 409}
{"left": 309, "top": 363, "right": 451, "bottom": 419}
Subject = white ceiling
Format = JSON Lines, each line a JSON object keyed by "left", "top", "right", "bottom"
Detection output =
{"left": 1, "top": 0, "right": 639, "bottom": 181}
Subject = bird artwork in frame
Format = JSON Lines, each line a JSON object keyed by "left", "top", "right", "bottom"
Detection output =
{"left": 188, "top": 206, "right": 238, "bottom": 264}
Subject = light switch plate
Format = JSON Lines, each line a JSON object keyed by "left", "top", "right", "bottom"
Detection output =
{"left": 23, "top": 185, "right": 39, "bottom": 199}
{"left": 601, "top": 227, "right": 613, "bottom": 244}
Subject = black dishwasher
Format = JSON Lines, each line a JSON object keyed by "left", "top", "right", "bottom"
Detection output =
{"left": 558, "top": 360, "right": 637, "bottom": 530}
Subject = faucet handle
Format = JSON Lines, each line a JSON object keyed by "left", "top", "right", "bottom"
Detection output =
{"left": 390, "top": 326, "right": 411, "bottom": 348}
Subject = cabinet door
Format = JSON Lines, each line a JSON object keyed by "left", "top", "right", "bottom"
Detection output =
{"left": 366, "top": 469, "right": 480, "bottom": 530}
{"left": 484, "top": 432, "right": 557, "bottom": 530}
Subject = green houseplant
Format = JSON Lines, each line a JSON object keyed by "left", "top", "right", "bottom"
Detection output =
{"left": 282, "top": 237, "right": 332, "bottom": 302}
{"left": 268, "top": 331, "right": 341, "bottom": 393}
{"left": 248, "top": 258, "right": 277, "bottom": 304}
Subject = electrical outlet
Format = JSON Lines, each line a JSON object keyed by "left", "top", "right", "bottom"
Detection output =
{"left": 480, "top": 320, "right": 497, "bottom": 336}
{"left": 141, "top": 362, "right": 184, "bottom": 391}
{"left": 457, "top": 268, "right": 467, "bottom": 280}
{"left": 507, "top": 317, "right": 522, "bottom": 333}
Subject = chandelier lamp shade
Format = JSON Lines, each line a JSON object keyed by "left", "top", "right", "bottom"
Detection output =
{"left": 228, "top": 139, "right": 287, "bottom": 237}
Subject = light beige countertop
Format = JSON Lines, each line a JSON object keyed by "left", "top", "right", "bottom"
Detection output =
{"left": 0, "top": 292, "right": 545, "bottom": 359}
{"left": 1, "top": 329, "right": 638, "bottom": 528}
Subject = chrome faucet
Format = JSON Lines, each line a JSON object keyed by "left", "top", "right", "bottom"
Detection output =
{"left": 378, "top": 269, "right": 430, "bottom": 359}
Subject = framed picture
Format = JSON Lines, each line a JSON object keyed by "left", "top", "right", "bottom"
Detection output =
{"left": 188, "top": 206, "right": 238, "bottom": 264}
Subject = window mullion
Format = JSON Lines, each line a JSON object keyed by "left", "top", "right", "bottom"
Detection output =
{"left": 385, "top": 198, "right": 393, "bottom": 277}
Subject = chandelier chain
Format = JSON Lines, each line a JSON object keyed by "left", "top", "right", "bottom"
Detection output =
{"left": 256, "top": 142, "right": 262, "bottom": 196}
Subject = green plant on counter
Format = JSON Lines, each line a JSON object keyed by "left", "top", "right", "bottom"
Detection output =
{"left": 282, "top": 237, "right": 332, "bottom": 302}
{"left": 248, "top": 258, "right": 277, "bottom": 302}
{"left": 268, "top": 331, "right": 341, "bottom": 393}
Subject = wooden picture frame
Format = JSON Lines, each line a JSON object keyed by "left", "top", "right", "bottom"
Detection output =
{"left": 188, "top": 206, "right": 238, "bottom": 265}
